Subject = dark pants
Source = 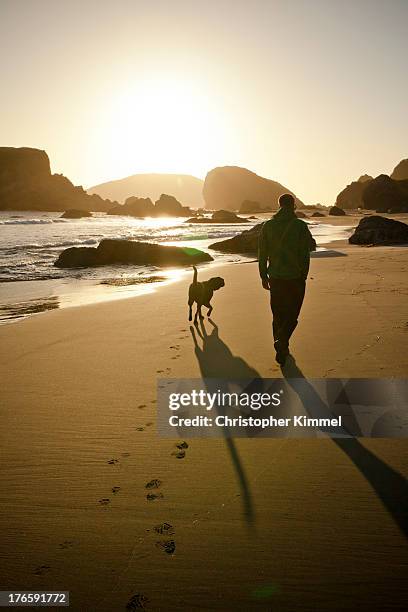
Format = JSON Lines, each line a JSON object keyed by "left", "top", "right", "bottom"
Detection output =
{"left": 269, "top": 277, "right": 306, "bottom": 352}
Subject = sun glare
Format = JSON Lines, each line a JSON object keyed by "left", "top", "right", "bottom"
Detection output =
{"left": 103, "top": 77, "right": 224, "bottom": 178}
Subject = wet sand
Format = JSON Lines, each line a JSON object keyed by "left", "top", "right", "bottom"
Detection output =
{"left": 0, "top": 244, "right": 407, "bottom": 610}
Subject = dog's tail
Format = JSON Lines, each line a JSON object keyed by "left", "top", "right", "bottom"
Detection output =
{"left": 192, "top": 265, "right": 198, "bottom": 284}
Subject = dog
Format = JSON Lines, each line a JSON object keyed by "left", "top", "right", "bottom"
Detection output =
{"left": 188, "top": 266, "right": 225, "bottom": 322}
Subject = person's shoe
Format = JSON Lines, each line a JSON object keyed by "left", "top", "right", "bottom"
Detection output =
{"left": 275, "top": 351, "right": 287, "bottom": 366}
{"left": 275, "top": 343, "right": 289, "bottom": 366}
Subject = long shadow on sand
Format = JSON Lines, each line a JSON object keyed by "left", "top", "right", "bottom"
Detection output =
{"left": 282, "top": 355, "right": 408, "bottom": 539}
{"left": 190, "top": 319, "right": 258, "bottom": 525}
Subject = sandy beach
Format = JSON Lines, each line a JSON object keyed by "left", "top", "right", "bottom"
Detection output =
{"left": 1, "top": 240, "right": 407, "bottom": 611}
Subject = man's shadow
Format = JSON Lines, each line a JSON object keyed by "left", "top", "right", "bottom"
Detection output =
{"left": 190, "top": 318, "right": 259, "bottom": 526}
{"left": 282, "top": 355, "right": 408, "bottom": 539}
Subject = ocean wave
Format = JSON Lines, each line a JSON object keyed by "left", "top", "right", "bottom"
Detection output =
{"left": 0, "top": 218, "right": 67, "bottom": 225}
{"left": 0, "top": 238, "right": 99, "bottom": 252}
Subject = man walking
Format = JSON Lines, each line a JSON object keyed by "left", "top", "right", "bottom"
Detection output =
{"left": 258, "top": 193, "right": 316, "bottom": 365}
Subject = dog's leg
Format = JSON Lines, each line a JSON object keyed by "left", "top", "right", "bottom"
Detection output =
{"left": 207, "top": 305, "right": 213, "bottom": 317}
{"left": 194, "top": 305, "right": 198, "bottom": 324}
{"left": 188, "top": 304, "right": 193, "bottom": 321}
{"left": 198, "top": 305, "right": 204, "bottom": 320}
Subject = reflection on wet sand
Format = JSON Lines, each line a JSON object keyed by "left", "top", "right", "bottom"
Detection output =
{"left": 0, "top": 296, "right": 59, "bottom": 322}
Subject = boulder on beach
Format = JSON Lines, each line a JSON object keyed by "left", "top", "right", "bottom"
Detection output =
{"left": 296, "top": 211, "right": 307, "bottom": 218}
{"left": 328, "top": 205, "right": 346, "bottom": 216}
{"left": 186, "top": 209, "right": 248, "bottom": 224}
{"left": 311, "top": 211, "right": 325, "bottom": 217}
{"left": 209, "top": 223, "right": 264, "bottom": 253}
{"left": 210, "top": 219, "right": 317, "bottom": 254}
{"left": 203, "top": 166, "right": 304, "bottom": 211}
{"left": 61, "top": 209, "right": 92, "bottom": 219}
{"left": 54, "top": 239, "right": 213, "bottom": 268}
{"left": 349, "top": 215, "right": 408, "bottom": 245}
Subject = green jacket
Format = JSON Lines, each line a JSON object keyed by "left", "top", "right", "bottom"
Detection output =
{"left": 258, "top": 207, "right": 316, "bottom": 280}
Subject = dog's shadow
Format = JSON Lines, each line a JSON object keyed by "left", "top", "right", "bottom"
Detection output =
{"left": 190, "top": 318, "right": 258, "bottom": 526}
{"left": 190, "top": 318, "right": 259, "bottom": 379}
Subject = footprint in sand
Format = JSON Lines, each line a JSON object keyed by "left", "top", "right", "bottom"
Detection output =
{"left": 176, "top": 441, "right": 189, "bottom": 450}
{"left": 145, "top": 422, "right": 153, "bottom": 427}
{"left": 107, "top": 458, "right": 119, "bottom": 465}
{"left": 126, "top": 593, "right": 149, "bottom": 610}
{"left": 156, "top": 369, "right": 164, "bottom": 373}
{"left": 121, "top": 452, "right": 131, "bottom": 457}
{"left": 112, "top": 486, "right": 120, "bottom": 494}
{"left": 155, "top": 540, "right": 176, "bottom": 555}
{"left": 169, "top": 345, "right": 180, "bottom": 350}
{"left": 138, "top": 404, "right": 147, "bottom": 409}
{"left": 99, "top": 498, "right": 111, "bottom": 505}
{"left": 150, "top": 400, "right": 156, "bottom": 404}
{"left": 34, "top": 565, "right": 51, "bottom": 576}
{"left": 58, "top": 540, "right": 74, "bottom": 550}
{"left": 145, "top": 479, "right": 162, "bottom": 490}
{"left": 136, "top": 426, "right": 145, "bottom": 432}
{"left": 171, "top": 449, "right": 186, "bottom": 459}
{"left": 146, "top": 492, "right": 164, "bottom": 501}
{"left": 154, "top": 522, "right": 174, "bottom": 536}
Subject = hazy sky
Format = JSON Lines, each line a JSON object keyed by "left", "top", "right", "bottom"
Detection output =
{"left": 1, "top": 0, "right": 407, "bottom": 204}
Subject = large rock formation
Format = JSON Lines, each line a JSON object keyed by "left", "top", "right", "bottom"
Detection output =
{"left": 203, "top": 166, "right": 303, "bottom": 211}
{"left": 88, "top": 173, "right": 204, "bottom": 206}
{"left": 391, "top": 159, "right": 408, "bottom": 181}
{"left": 335, "top": 174, "right": 373, "bottom": 209}
{"left": 362, "top": 175, "right": 408, "bottom": 212}
{"left": 0, "top": 147, "right": 114, "bottom": 212}
{"left": 55, "top": 239, "right": 213, "bottom": 268}
{"left": 349, "top": 216, "right": 408, "bottom": 245}
{"left": 187, "top": 209, "right": 248, "bottom": 224}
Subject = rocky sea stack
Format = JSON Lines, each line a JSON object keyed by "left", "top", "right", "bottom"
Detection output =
{"left": 55, "top": 239, "right": 213, "bottom": 268}
{"left": 0, "top": 147, "right": 114, "bottom": 212}
{"left": 362, "top": 175, "right": 408, "bottom": 213}
{"left": 107, "top": 193, "right": 193, "bottom": 217}
{"left": 203, "top": 166, "right": 303, "bottom": 211}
